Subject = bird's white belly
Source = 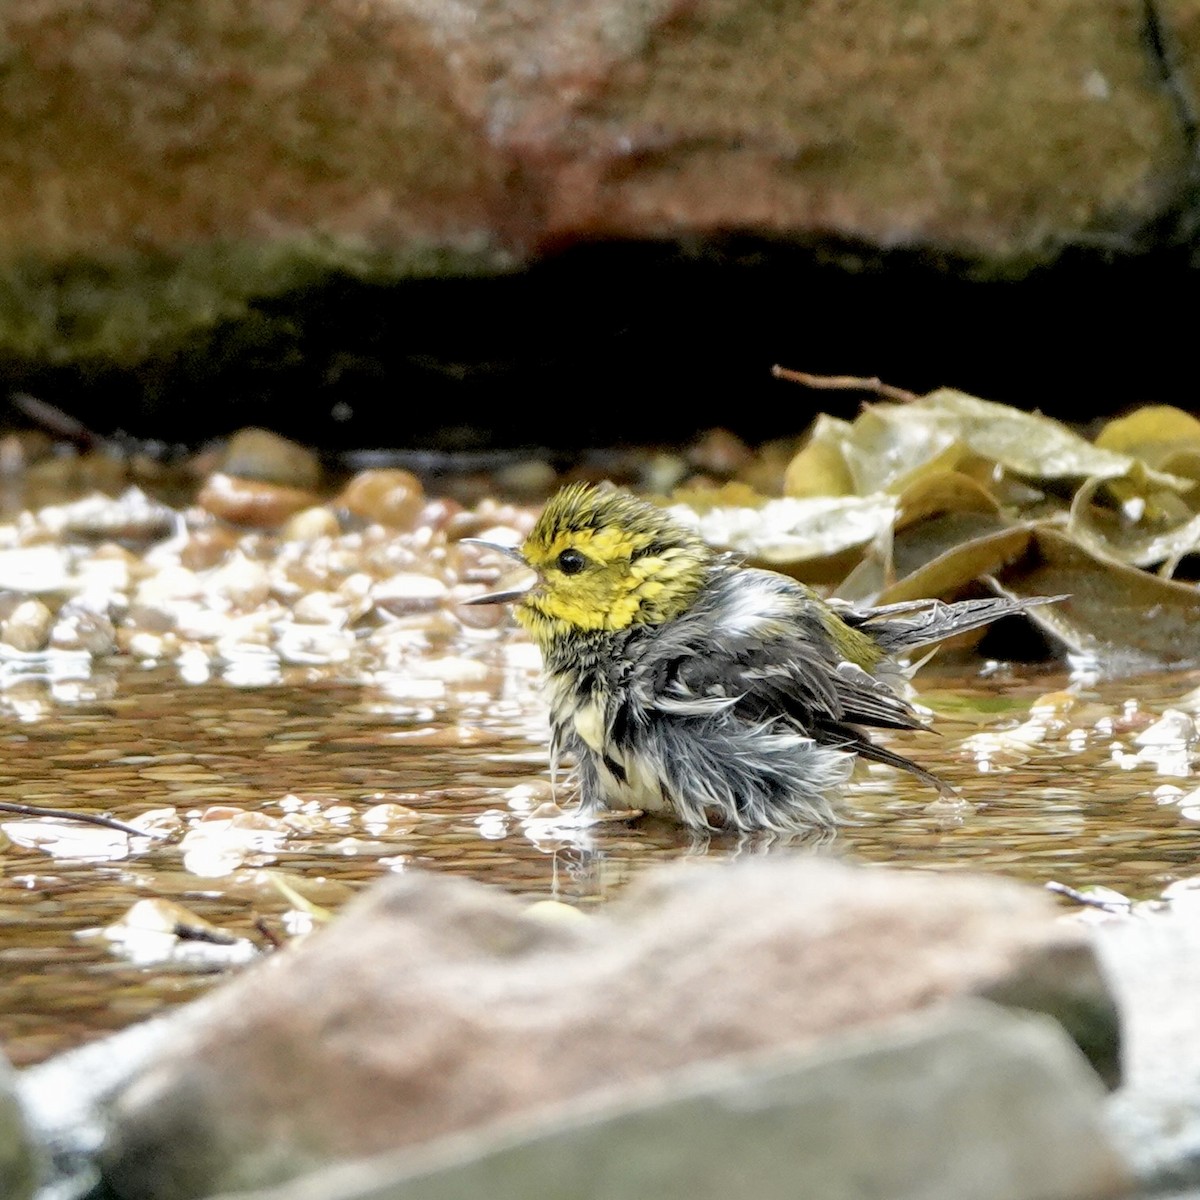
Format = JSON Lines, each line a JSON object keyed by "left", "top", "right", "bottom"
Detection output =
{"left": 548, "top": 678, "right": 671, "bottom": 813}
{"left": 571, "top": 698, "right": 606, "bottom": 753}
{"left": 594, "top": 741, "right": 672, "bottom": 813}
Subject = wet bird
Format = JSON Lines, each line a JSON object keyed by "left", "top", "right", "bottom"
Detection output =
{"left": 467, "top": 483, "right": 1054, "bottom": 834}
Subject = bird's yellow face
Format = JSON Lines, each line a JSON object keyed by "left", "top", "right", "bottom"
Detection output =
{"left": 509, "top": 484, "right": 715, "bottom": 648}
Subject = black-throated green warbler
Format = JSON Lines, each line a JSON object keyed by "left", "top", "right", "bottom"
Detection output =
{"left": 468, "top": 483, "right": 1052, "bottom": 834}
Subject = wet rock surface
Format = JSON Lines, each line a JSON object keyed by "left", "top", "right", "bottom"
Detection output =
{"left": 1096, "top": 906, "right": 1200, "bottom": 1196}
{"left": 96, "top": 856, "right": 1118, "bottom": 1200}
{"left": 0, "top": 1052, "right": 36, "bottom": 1200}
{"left": 205, "top": 1004, "right": 1128, "bottom": 1200}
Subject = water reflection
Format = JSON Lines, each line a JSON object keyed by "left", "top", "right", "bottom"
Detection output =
{"left": 0, "top": 655, "right": 1198, "bottom": 1065}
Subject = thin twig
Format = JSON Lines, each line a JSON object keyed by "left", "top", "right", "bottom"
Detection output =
{"left": 1045, "top": 880, "right": 1133, "bottom": 912}
{"left": 771, "top": 365, "right": 920, "bottom": 404}
{"left": 9, "top": 393, "right": 102, "bottom": 448}
{"left": 0, "top": 800, "right": 166, "bottom": 840}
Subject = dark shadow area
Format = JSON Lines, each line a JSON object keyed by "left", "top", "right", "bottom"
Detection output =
{"left": 1, "top": 237, "right": 1196, "bottom": 456}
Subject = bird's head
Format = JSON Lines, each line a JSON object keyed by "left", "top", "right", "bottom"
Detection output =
{"left": 466, "top": 483, "right": 716, "bottom": 647}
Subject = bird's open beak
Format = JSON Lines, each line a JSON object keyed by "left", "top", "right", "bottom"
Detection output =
{"left": 460, "top": 538, "right": 536, "bottom": 605}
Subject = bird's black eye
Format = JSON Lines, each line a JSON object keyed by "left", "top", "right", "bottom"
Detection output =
{"left": 556, "top": 548, "right": 587, "bottom": 575}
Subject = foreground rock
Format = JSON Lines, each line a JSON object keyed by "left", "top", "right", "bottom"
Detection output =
{"left": 0, "top": 1053, "right": 37, "bottom": 1200}
{"left": 100, "top": 856, "right": 1120, "bottom": 1200}
{"left": 1095, "top": 904, "right": 1200, "bottom": 1194}
{"left": 206, "top": 1003, "right": 1129, "bottom": 1200}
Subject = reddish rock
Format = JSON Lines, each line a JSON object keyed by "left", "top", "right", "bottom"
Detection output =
{"left": 101, "top": 856, "right": 1119, "bottom": 1199}
{"left": 0, "top": 0, "right": 1186, "bottom": 375}
{"left": 196, "top": 473, "right": 320, "bottom": 528}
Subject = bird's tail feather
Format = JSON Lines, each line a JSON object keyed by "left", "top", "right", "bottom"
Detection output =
{"left": 849, "top": 594, "right": 1065, "bottom": 655}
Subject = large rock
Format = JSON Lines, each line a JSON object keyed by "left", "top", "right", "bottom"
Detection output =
{"left": 0, "top": 0, "right": 1188, "bottom": 372}
{"left": 0, "top": 1052, "right": 38, "bottom": 1200}
{"left": 99, "top": 856, "right": 1120, "bottom": 1200}
{"left": 202, "top": 1003, "right": 1131, "bottom": 1200}
{"left": 1095, "top": 906, "right": 1200, "bottom": 1194}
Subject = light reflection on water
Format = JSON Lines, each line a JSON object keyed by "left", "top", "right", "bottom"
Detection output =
{"left": 0, "top": 653, "right": 1198, "bottom": 1065}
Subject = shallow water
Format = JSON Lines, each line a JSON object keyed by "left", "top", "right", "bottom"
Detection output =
{"left": 1, "top": 638, "right": 1198, "bottom": 1066}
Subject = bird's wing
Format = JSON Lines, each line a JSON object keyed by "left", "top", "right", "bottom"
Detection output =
{"left": 827, "top": 659, "right": 926, "bottom": 732}
{"left": 626, "top": 569, "right": 922, "bottom": 735}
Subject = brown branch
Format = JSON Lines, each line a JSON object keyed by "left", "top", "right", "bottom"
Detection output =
{"left": 9, "top": 393, "right": 102, "bottom": 448}
{"left": 0, "top": 800, "right": 167, "bottom": 840}
{"left": 771, "top": 365, "right": 920, "bottom": 404}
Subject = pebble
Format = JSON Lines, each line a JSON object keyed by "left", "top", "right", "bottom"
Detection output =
{"left": 281, "top": 506, "right": 341, "bottom": 542}
{"left": 291, "top": 591, "right": 351, "bottom": 627}
{"left": 415, "top": 498, "right": 464, "bottom": 534}
{"left": 452, "top": 595, "right": 508, "bottom": 630}
{"left": 0, "top": 598, "right": 53, "bottom": 652}
{"left": 337, "top": 469, "right": 425, "bottom": 529}
{"left": 500, "top": 784, "right": 555, "bottom": 816}
{"left": 687, "top": 428, "right": 754, "bottom": 477}
{"left": 373, "top": 573, "right": 448, "bottom": 615}
{"left": 494, "top": 459, "right": 557, "bottom": 497}
{"left": 414, "top": 655, "right": 490, "bottom": 684}
{"left": 49, "top": 604, "right": 117, "bottom": 656}
{"left": 125, "top": 603, "right": 178, "bottom": 633}
{"left": 197, "top": 473, "right": 322, "bottom": 528}
{"left": 1134, "top": 709, "right": 1198, "bottom": 747}
{"left": 276, "top": 625, "right": 355, "bottom": 666}
{"left": 39, "top": 487, "right": 177, "bottom": 542}
{"left": 0, "top": 431, "right": 52, "bottom": 474}
{"left": 179, "top": 528, "right": 238, "bottom": 571}
{"left": 359, "top": 803, "right": 422, "bottom": 834}
{"left": 206, "top": 558, "right": 272, "bottom": 610}
{"left": 123, "top": 630, "right": 176, "bottom": 659}
{"left": 0, "top": 546, "right": 72, "bottom": 593}
{"left": 221, "top": 429, "right": 322, "bottom": 489}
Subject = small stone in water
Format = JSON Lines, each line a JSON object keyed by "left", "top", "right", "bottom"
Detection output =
{"left": 452, "top": 596, "right": 508, "bottom": 630}
{"left": 282, "top": 506, "right": 341, "bottom": 542}
{"left": 503, "top": 781, "right": 555, "bottom": 812}
{"left": 360, "top": 803, "right": 421, "bottom": 834}
{"left": 337, "top": 469, "right": 425, "bottom": 529}
{"left": 125, "top": 603, "right": 178, "bottom": 633}
{"left": 198, "top": 473, "right": 321, "bottom": 528}
{"left": 1134, "top": 709, "right": 1198, "bottom": 747}
{"left": 0, "top": 431, "right": 52, "bottom": 474}
{"left": 687, "top": 427, "right": 753, "bottom": 477}
{"left": 123, "top": 630, "right": 175, "bottom": 659}
{"left": 222, "top": 428, "right": 322, "bottom": 489}
{"left": 374, "top": 573, "right": 448, "bottom": 615}
{"left": 207, "top": 557, "right": 271, "bottom": 610}
{"left": 526, "top": 802, "right": 568, "bottom": 820}
{"left": 180, "top": 527, "right": 239, "bottom": 571}
{"left": 494, "top": 459, "right": 556, "bottom": 496}
{"left": 291, "top": 591, "right": 351, "bottom": 626}
{"left": 0, "top": 598, "right": 53, "bottom": 651}
{"left": 50, "top": 604, "right": 117, "bottom": 656}
{"left": 41, "top": 487, "right": 177, "bottom": 542}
